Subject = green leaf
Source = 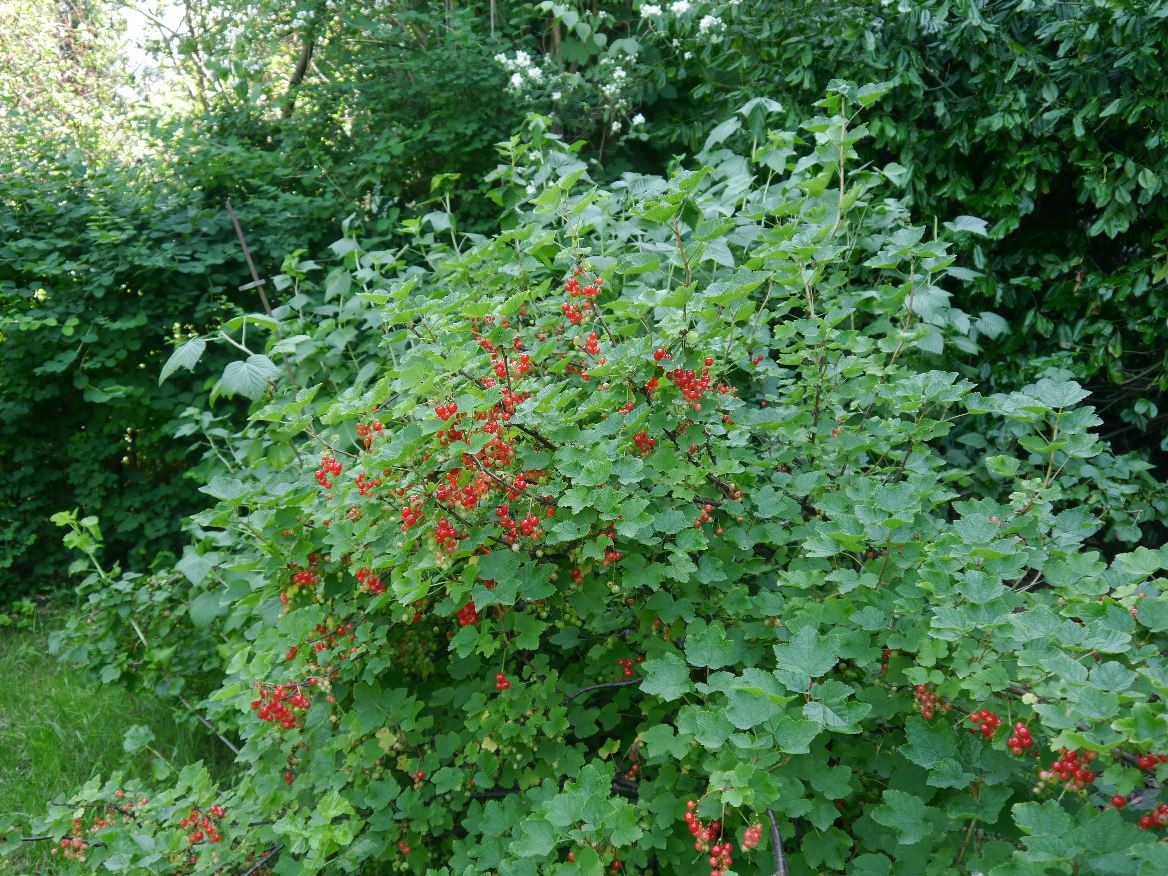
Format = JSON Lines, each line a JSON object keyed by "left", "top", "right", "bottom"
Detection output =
{"left": 510, "top": 817, "right": 556, "bottom": 857}
{"left": 159, "top": 337, "right": 206, "bottom": 383}
{"left": 773, "top": 627, "right": 838, "bottom": 690}
{"left": 684, "top": 622, "right": 734, "bottom": 668}
{"left": 213, "top": 354, "right": 280, "bottom": 401}
{"left": 871, "top": 790, "right": 931, "bottom": 845}
{"left": 640, "top": 652, "right": 692, "bottom": 701}
{"left": 943, "top": 215, "right": 989, "bottom": 236}
{"left": 122, "top": 724, "right": 154, "bottom": 755}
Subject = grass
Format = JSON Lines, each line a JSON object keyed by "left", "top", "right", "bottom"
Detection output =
{"left": 0, "top": 606, "right": 230, "bottom": 874}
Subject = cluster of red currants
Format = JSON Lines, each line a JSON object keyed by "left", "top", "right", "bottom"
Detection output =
{"left": 314, "top": 452, "right": 343, "bottom": 489}
{"left": 495, "top": 673, "right": 511, "bottom": 691}
{"left": 967, "top": 709, "right": 1002, "bottom": 739}
{"left": 633, "top": 430, "right": 656, "bottom": 455}
{"left": 616, "top": 656, "right": 642, "bottom": 678}
{"left": 741, "top": 821, "right": 763, "bottom": 850}
{"left": 1034, "top": 749, "right": 1098, "bottom": 794}
{"left": 355, "top": 566, "right": 384, "bottom": 595}
{"left": 435, "top": 517, "right": 460, "bottom": 554}
{"left": 694, "top": 503, "right": 715, "bottom": 529}
{"left": 355, "top": 471, "right": 382, "bottom": 497}
{"left": 178, "top": 805, "right": 226, "bottom": 845}
{"left": 682, "top": 801, "right": 733, "bottom": 875}
{"left": 355, "top": 419, "right": 383, "bottom": 449}
{"left": 913, "top": 684, "right": 947, "bottom": 720}
{"left": 665, "top": 363, "right": 714, "bottom": 409}
{"left": 1006, "top": 722, "right": 1034, "bottom": 755}
{"left": 250, "top": 683, "right": 310, "bottom": 730}
{"left": 456, "top": 600, "right": 478, "bottom": 627}
{"left": 1137, "top": 804, "right": 1168, "bottom": 830}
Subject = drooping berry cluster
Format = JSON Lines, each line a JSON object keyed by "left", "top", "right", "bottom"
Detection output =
{"left": 178, "top": 805, "right": 226, "bottom": 845}
{"left": 250, "top": 683, "right": 310, "bottom": 730}
{"left": 913, "top": 684, "right": 947, "bottom": 719}
{"left": 683, "top": 800, "right": 729, "bottom": 874}
{"left": 356, "top": 419, "right": 383, "bottom": 449}
{"left": 665, "top": 365, "right": 713, "bottom": 410}
{"left": 616, "top": 656, "right": 642, "bottom": 678}
{"left": 741, "top": 822, "right": 762, "bottom": 850}
{"left": 694, "top": 502, "right": 714, "bottom": 529}
{"left": 355, "top": 471, "right": 382, "bottom": 496}
{"left": 355, "top": 566, "right": 384, "bottom": 595}
{"left": 315, "top": 452, "right": 343, "bottom": 489}
{"left": 400, "top": 497, "right": 425, "bottom": 532}
{"left": 456, "top": 600, "right": 478, "bottom": 627}
{"left": 495, "top": 672, "right": 511, "bottom": 691}
{"left": 435, "top": 517, "right": 461, "bottom": 554}
{"left": 1137, "top": 804, "right": 1168, "bottom": 831}
{"left": 1034, "top": 749, "right": 1098, "bottom": 795}
{"left": 1006, "top": 721, "right": 1034, "bottom": 755}
{"left": 288, "top": 553, "right": 322, "bottom": 589}
{"left": 308, "top": 622, "right": 355, "bottom": 655}
{"left": 967, "top": 709, "right": 1002, "bottom": 739}
{"left": 1136, "top": 752, "right": 1168, "bottom": 771}
{"left": 633, "top": 430, "right": 656, "bottom": 456}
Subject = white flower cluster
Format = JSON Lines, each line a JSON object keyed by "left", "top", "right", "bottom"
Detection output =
{"left": 698, "top": 14, "right": 723, "bottom": 34}
{"left": 670, "top": 0, "right": 692, "bottom": 13}
{"left": 641, "top": 3, "right": 663, "bottom": 16}
{"left": 495, "top": 50, "right": 545, "bottom": 92}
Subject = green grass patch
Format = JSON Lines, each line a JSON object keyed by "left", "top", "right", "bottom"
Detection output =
{"left": 0, "top": 607, "right": 229, "bottom": 874}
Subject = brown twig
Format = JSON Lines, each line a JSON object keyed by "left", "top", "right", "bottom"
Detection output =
{"left": 179, "top": 696, "right": 241, "bottom": 756}
{"left": 564, "top": 679, "right": 639, "bottom": 702}
{"left": 241, "top": 844, "right": 284, "bottom": 876}
{"left": 766, "top": 809, "right": 789, "bottom": 876}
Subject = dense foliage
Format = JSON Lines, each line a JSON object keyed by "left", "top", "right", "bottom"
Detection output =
{"left": 6, "top": 0, "right": 1168, "bottom": 590}
{"left": 4, "top": 2, "right": 1168, "bottom": 874}
{"left": 6, "top": 93, "right": 1167, "bottom": 874}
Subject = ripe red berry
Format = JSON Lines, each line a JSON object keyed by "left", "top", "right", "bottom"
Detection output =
{"left": 1111, "top": 796, "right": 1127, "bottom": 809}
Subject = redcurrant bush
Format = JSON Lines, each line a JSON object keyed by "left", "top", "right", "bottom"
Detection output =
{"left": 16, "top": 94, "right": 1168, "bottom": 875}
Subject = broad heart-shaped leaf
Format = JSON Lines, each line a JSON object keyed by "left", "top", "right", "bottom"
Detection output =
{"left": 122, "top": 723, "right": 154, "bottom": 755}
{"left": 213, "top": 354, "right": 280, "bottom": 401}
{"left": 175, "top": 548, "right": 218, "bottom": 586}
{"left": 188, "top": 590, "right": 226, "bottom": 630}
{"left": 1026, "top": 377, "right": 1090, "bottom": 410}
{"left": 871, "top": 790, "right": 931, "bottom": 845}
{"left": 159, "top": 336, "right": 205, "bottom": 384}
{"left": 684, "top": 621, "right": 734, "bottom": 668}
{"left": 773, "top": 626, "right": 838, "bottom": 691}
{"left": 509, "top": 816, "right": 556, "bottom": 857}
{"left": 639, "top": 652, "right": 692, "bottom": 701}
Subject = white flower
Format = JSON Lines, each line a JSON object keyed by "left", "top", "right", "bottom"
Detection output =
{"left": 510, "top": 72, "right": 524, "bottom": 88}
{"left": 699, "top": 14, "right": 721, "bottom": 33}
{"left": 640, "top": 3, "right": 662, "bottom": 17}
{"left": 527, "top": 66, "right": 542, "bottom": 80}
{"left": 514, "top": 50, "right": 532, "bottom": 67}
{"left": 551, "top": 91, "right": 562, "bottom": 101}
{"left": 669, "top": 0, "right": 691, "bottom": 14}
{"left": 494, "top": 53, "right": 507, "bottom": 64}
{"left": 612, "top": 67, "right": 627, "bottom": 80}
{"left": 631, "top": 112, "right": 646, "bottom": 126}
{"left": 525, "top": 183, "right": 537, "bottom": 195}
{"left": 611, "top": 120, "right": 622, "bottom": 133}
{"left": 684, "top": 50, "right": 693, "bottom": 59}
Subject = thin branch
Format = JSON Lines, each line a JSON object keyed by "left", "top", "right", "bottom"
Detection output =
{"left": 179, "top": 696, "right": 241, "bottom": 756}
{"left": 241, "top": 844, "right": 284, "bottom": 876}
{"left": 564, "top": 678, "right": 639, "bottom": 702}
{"left": 766, "top": 809, "right": 789, "bottom": 876}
